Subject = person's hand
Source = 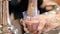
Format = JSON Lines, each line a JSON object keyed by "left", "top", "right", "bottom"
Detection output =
{"left": 42, "top": 14, "right": 60, "bottom": 32}
{"left": 23, "top": 15, "right": 46, "bottom": 34}
{"left": 23, "top": 14, "right": 60, "bottom": 34}
{"left": 36, "top": 15, "right": 46, "bottom": 34}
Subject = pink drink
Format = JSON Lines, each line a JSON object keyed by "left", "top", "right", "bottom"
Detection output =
{"left": 24, "top": 17, "right": 39, "bottom": 33}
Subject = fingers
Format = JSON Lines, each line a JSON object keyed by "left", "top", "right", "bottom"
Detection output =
{"left": 43, "top": 23, "right": 60, "bottom": 32}
{"left": 43, "top": 15, "right": 60, "bottom": 32}
{"left": 23, "top": 14, "right": 60, "bottom": 33}
{"left": 23, "top": 20, "right": 29, "bottom": 33}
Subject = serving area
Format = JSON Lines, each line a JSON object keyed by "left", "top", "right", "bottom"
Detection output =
{"left": 0, "top": 0, "right": 60, "bottom": 34}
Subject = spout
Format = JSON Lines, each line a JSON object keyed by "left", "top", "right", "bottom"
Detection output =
{"left": 3, "top": 0, "right": 12, "bottom": 26}
{"left": 6, "top": 0, "right": 12, "bottom": 26}
{"left": 27, "top": 0, "right": 39, "bottom": 17}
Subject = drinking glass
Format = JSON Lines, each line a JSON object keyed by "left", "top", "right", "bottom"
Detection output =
{"left": 23, "top": 11, "right": 40, "bottom": 34}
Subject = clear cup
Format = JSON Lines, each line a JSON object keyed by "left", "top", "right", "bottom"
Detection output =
{"left": 23, "top": 11, "right": 40, "bottom": 34}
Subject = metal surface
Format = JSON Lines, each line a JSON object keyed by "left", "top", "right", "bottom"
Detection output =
{"left": 27, "top": 0, "right": 38, "bottom": 17}
{"left": 2, "top": 0, "right": 18, "bottom": 34}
